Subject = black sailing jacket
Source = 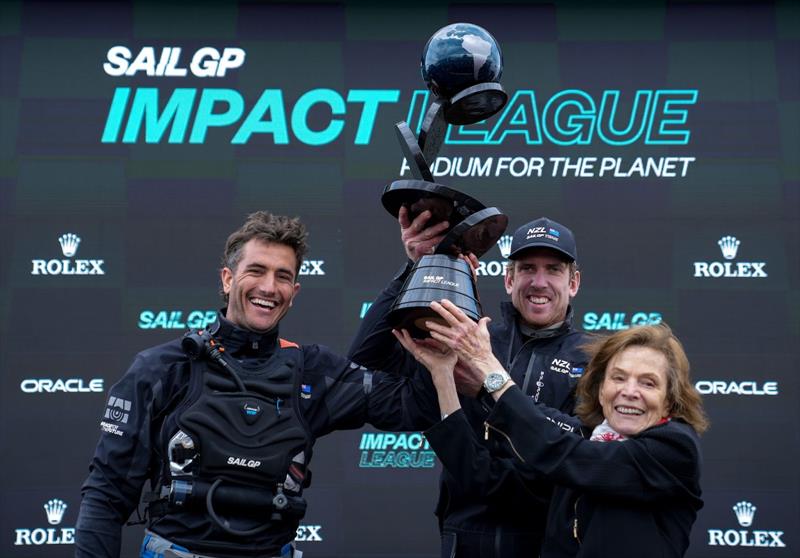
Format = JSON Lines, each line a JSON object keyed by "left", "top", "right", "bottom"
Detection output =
{"left": 76, "top": 312, "right": 439, "bottom": 558}
{"left": 348, "top": 266, "right": 591, "bottom": 555}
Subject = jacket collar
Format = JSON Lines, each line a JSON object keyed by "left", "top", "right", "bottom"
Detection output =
{"left": 208, "top": 309, "right": 280, "bottom": 358}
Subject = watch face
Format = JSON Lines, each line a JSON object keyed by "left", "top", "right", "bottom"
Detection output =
{"left": 485, "top": 372, "right": 506, "bottom": 392}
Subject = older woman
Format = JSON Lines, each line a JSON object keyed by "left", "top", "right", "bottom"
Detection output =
{"left": 395, "top": 300, "right": 708, "bottom": 558}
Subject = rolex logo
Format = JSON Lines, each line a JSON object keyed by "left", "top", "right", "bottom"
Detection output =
{"left": 13, "top": 498, "right": 75, "bottom": 546}
{"left": 58, "top": 233, "right": 80, "bottom": 257}
{"left": 44, "top": 499, "right": 67, "bottom": 525}
{"left": 708, "top": 499, "right": 785, "bottom": 548}
{"left": 496, "top": 235, "right": 513, "bottom": 259}
{"left": 693, "top": 236, "right": 766, "bottom": 279}
{"left": 718, "top": 235, "right": 740, "bottom": 260}
{"left": 475, "top": 236, "right": 511, "bottom": 277}
{"left": 31, "top": 234, "right": 106, "bottom": 276}
{"left": 733, "top": 501, "right": 756, "bottom": 527}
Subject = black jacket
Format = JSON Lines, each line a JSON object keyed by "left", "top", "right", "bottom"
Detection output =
{"left": 76, "top": 313, "right": 439, "bottom": 558}
{"left": 426, "top": 387, "right": 703, "bottom": 558}
{"left": 348, "top": 266, "right": 591, "bottom": 554}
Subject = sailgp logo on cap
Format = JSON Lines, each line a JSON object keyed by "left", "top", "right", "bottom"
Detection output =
{"left": 526, "top": 226, "right": 560, "bottom": 243}
{"left": 526, "top": 226, "right": 547, "bottom": 238}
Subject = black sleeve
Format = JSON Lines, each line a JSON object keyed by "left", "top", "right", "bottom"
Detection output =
{"left": 487, "top": 387, "right": 702, "bottom": 503}
{"left": 424, "top": 402, "right": 582, "bottom": 502}
{"left": 75, "top": 353, "right": 168, "bottom": 558}
{"left": 302, "top": 345, "right": 439, "bottom": 438}
{"left": 346, "top": 262, "right": 419, "bottom": 376}
{"left": 425, "top": 410, "right": 550, "bottom": 505}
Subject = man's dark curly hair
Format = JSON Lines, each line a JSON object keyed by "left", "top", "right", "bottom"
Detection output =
{"left": 220, "top": 211, "right": 308, "bottom": 302}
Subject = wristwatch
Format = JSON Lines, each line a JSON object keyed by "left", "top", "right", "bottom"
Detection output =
{"left": 483, "top": 370, "right": 511, "bottom": 393}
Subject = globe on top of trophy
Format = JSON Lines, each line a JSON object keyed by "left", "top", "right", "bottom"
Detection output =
{"left": 421, "top": 22, "right": 507, "bottom": 126}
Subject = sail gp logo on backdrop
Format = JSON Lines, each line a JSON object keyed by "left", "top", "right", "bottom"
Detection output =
{"left": 693, "top": 236, "right": 766, "bottom": 278}
{"left": 708, "top": 500, "right": 786, "bottom": 548}
{"left": 31, "top": 233, "right": 105, "bottom": 276}
{"left": 14, "top": 499, "right": 75, "bottom": 546}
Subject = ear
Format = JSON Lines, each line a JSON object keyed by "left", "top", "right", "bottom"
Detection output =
{"left": 221, "top": 267, "right": 233, "bottom": 295}
{"left": 569, "top": 269, "right": 581, "bottom": 298}
{"left": 289, "top": 282, "right": 301, "bottom": 307}
{"left": 504, "top": 264, "right": 514, "bottom": 296}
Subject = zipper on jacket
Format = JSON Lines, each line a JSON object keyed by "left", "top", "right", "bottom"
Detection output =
{"left": 572, "top": 496, "right": 581, "bottom": 544}
{"left": 483, "top": 422, "right": 526, "bottom": 463}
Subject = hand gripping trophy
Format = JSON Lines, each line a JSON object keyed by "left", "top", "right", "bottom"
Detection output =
{"left": 382, "top": 23, "right": 509, "bottom": 337}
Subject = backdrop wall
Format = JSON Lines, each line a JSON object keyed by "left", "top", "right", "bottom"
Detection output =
{"left": 0, "top": 1, "right": 798, "bottom": 557}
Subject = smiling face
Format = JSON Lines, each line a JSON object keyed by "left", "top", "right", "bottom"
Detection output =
{"left": 598, "top": 345, "right": 671, "bottom": 436}
{"left": 221, "top": 239, "right": 300, "bottom": 333}
{"left": 505, "top": 248, "right": 580, "bottom": 329}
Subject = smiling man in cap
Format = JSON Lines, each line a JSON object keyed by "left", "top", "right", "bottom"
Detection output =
{"left": 348, "top": 212, "right": 591, "bottom": 557}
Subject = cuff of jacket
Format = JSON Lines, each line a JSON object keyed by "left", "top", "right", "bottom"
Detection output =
{"left": 424, "top": 408, "right": 470, "bottom": 453}
{"left": 486, "top": 385, "right": 533, "bottom": 430}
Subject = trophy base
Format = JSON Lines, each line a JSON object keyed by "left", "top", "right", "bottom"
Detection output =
{"left": 414, "top": 315, "right": 447, "bottom": 332}
{"left": 389, "top": 255, "right": 482, "bottom": 339}
{"left": 392, "top": 305, "right": 471, "bottom": 339}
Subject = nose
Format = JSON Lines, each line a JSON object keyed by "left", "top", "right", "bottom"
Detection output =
{"left": 257, "top": 272, "right": 278, "bottom": 295}
{"left": 530, "top": 269, "right": 548, "bottom": 289}
{"left": 620, "top": 378, "right": 640, "bottom": 399}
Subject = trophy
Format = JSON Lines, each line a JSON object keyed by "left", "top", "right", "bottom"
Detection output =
{"left": 382, "top": 23, "right": 509, "bottom": 337}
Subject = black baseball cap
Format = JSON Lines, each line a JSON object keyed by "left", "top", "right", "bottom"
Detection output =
{"left": 507, "top": 217, "right": 577, "bottom": 262}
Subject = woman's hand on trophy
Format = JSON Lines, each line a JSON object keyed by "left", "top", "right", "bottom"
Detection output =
{"left": 393, "top": 328, "right": 456, "bottom": 379}
{"left": 392, "top": 328, "right": 462, "bottom": 419}
{"left": 399, "top": 206, "right": 449, "bottom": 261}
{"left": 426, "top": 299, "right": 502, "bottom": 375}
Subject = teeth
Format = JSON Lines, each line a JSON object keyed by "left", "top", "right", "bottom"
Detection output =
{"left": 251, "top": 298, "right": 276, "bottom": 309}
{"left": 616, "top": 406, "right": 644, "bottom": 416}
{"left": 529, "top": 296, "right": 549, "bottom": 304}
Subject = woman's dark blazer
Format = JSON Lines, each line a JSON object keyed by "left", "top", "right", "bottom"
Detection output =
{"left": 425, "top": 386, "right": 703, "bottom": 558}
